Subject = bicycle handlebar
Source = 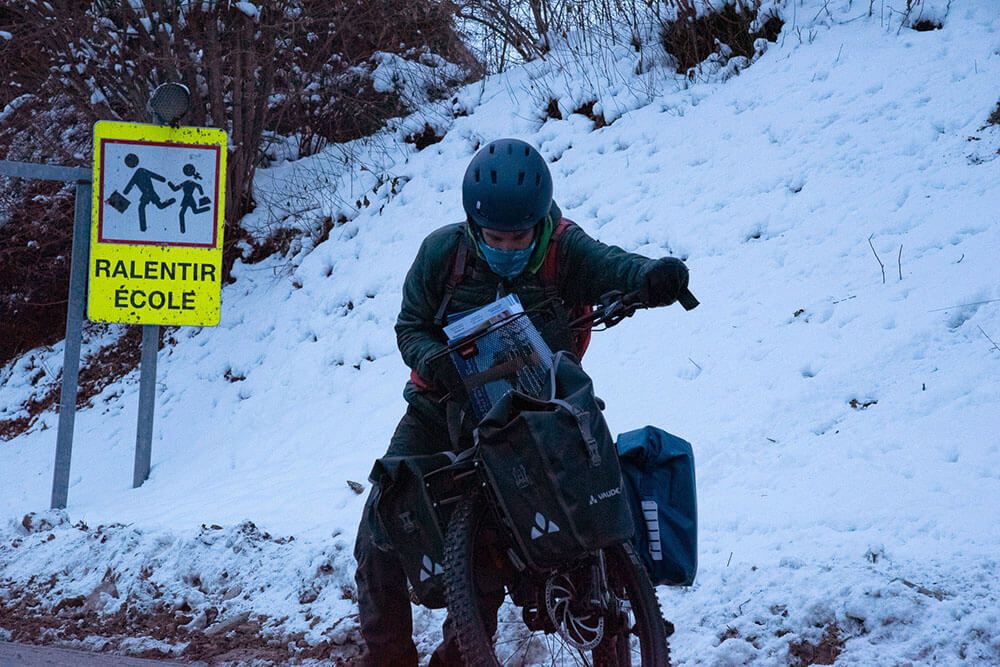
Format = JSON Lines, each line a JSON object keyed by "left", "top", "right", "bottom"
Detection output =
{"left": 571, "top": 287, "right": 699, "bottom": 331}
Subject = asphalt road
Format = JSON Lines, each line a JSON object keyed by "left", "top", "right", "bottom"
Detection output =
{"left": 0, "top": 642, "right": 194, "bottom": 666}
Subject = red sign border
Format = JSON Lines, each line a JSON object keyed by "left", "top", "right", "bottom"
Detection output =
{"left": 98, "top": 138, "right": 222, "bottom": 249}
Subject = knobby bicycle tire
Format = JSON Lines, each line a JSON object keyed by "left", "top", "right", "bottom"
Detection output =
{"left": 443, "top": 497, "right": 671, "bottom": 666}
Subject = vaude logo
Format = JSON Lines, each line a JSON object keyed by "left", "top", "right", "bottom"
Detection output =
{"left": 530, "top": 512, "right": 560, "bottom": 540}
{"left": 419, "top": 555, "right": 444, "bottom": 582}
{"left": 588, "top": 485, "right": 622, "bottom": 506}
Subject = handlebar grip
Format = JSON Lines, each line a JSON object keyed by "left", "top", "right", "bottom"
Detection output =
{"left": 622, "top": 290, "right": 645, "bottom": 307}
{"left": 677, "top": 288, "right": 699, "bottom": 311}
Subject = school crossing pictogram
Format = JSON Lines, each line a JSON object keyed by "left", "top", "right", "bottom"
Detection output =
{"left": 100, "top": 137, "right": 220, "bottom": 247}
{"left": 88, "top": 121, "right": 228, "bottom": 326}
{"left": 108, "top": 157, "right": 214, "bottom": 235}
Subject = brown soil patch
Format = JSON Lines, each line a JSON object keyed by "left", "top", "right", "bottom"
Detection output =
{"left": 0, "top": 587, "right": 364, "bottom": 665}
{"left": 788, "top": 623, "right": 844, "bottom": 666}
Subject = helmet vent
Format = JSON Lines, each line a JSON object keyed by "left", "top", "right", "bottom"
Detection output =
{"left": 517, "top": 171, "right": 525, "bottom": 185}
{"left": 506, "top": 144, "right": 513, "bottom": 154}
{"left": 490, "top": 169, "right": 497, "bottom": 184}
{"left": 473, "top": 168, "right": 480, "bottom": 183}
{"left": 489, "top": 144, "right": 495, "bottom": 154}
{"left": 535, "top": 173, "right": 542, "bottom": 186}
{"left": 524, "top": 146, "right": 530, "bottom": 156}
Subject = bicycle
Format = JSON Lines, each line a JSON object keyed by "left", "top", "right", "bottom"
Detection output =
{"left": 420, "top": 288, "right": 696, "bottom": 666}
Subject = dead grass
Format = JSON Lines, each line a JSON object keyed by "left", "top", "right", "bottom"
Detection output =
{"left": 910, "top": 19, "right": 942, "bottom": 32}
{"left": 573, "top": 101, "right": 608, "bottom": 129}
{"left": 404, "top": 123, "right": 446, "bottom": 150}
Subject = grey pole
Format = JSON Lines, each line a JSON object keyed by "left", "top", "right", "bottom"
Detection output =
{"left": 51, "top": 179, "right": 92, "bottom": 509}
{"left": 1, "top": 159, "right": 91, "bottom": 510}
{"left": 132, "top": 324, "right": 158, "bottom": 488}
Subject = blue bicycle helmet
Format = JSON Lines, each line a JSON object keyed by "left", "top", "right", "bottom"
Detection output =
{"left": 462, "top": 139, "right": 553, "bottom": 232}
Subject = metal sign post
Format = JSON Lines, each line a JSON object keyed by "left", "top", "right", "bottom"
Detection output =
{"left": 87, "top": 104, "right": 227, "bottom": 488}
{"left": 134, "top": 325, "right": 158, "bottom": 488}
{"left": 2, "top": 86, "right": 226, "bottom": 503}
{"left": 0, "top": 160, "right": 91, "bottom": 509}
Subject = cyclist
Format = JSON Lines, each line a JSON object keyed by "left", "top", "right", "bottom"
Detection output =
{"left": 354, "top": 138, "right": 690, "bottom": 666}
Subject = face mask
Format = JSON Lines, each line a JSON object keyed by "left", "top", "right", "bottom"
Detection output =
{"left": 478, "top": 237, "right": 537, "bottom": 279}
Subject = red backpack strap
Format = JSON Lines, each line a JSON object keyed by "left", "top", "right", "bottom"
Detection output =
{"left": 433, "top": 236, "right": 471, "bottom": 327}
{"left": 538, "top": 218, "right": 594, "bottom": 358}
{"left": 539, "top": 217, "right": 574, "bottom": 290}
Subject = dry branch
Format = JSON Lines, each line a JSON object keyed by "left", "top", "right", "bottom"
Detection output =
{"left": 868, "top": 234, "right": 886, "bottom": 284}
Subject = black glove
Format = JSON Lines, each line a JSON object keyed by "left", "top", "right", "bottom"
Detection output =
{"left": 427, "top": 353, "right": 467, "bottom": 402}
{"left": 641, "top": 257, "right": 689, "bottom": 307}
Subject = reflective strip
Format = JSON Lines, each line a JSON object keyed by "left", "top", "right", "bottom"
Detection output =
{"left": 642, "top": 500, "right": 663, "bottom": 561}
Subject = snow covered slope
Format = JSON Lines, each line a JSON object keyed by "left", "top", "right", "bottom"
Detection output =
{"left": 2, "top": 0, "right": 999, "bottom": 663}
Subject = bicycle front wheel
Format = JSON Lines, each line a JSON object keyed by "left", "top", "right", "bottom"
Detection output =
{"left": 443, "top": 497, "right": 671, "bottom": 666}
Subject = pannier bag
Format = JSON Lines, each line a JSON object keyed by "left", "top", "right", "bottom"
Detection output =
{"left": 475, "top": 351, "right": 634, "bottom": 569}
{"left": 368, "top": 451, "right": 456, "bottom": 608}
{"left": 616, "top": 426, "right": 698, "bottom": 586}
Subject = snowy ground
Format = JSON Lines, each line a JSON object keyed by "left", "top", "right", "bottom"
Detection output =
{"left": 2, "top": 0, "right": 999, "bottom": 664}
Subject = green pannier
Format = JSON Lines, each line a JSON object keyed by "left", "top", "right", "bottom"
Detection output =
{"left": 368, "top": 451, "right": 456, "bottom": 608}
{"left": 475, "top": 351, "right": 634, "bottom": 569}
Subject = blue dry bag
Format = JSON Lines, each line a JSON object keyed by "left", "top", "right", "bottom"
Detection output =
{"left": 616, "top": 426, "right": 698, "bottom": 586}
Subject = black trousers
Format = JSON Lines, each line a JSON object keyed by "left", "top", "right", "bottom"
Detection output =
{"left": 354, "top": 402, "right": 503, "bottom": 665}
{"left": 354, "top": 405, "right": 463, "bottom": 666}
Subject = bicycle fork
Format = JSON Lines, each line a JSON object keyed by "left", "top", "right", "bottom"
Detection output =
{"left": 593, "top": 548, "right": 631, "bottom": 634}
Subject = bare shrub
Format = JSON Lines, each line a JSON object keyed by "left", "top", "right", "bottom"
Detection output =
{"left": 659, "top": 1, "right": 783, "bottom": 74}
{"left": 0, "top": 180, "right": 75, "bottom": 367}
{"left": 987, "top": 101, "right": 1000, "bottom": 127}
{"left": 455, "top": 0, "right": 656, "bottom": 73}
{"left": 265, "top": 1, "right": 478, "bottom": 158}
{"left": 0, "top": 1, "right": 475, "bottom": 258}
{"left": 0, "top": 1, "right": 475, "bottom": 365}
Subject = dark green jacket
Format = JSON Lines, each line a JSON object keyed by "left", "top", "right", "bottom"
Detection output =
{"left": 395, "top": 211, "right": 657, "bottom": 412}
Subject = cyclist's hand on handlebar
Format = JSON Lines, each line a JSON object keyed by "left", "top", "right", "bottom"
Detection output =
{"left": 640, "top": 257, "right": 689, "bottom": 307}
{"left": 428, "top": 353, "right": 466, "bottom": 401}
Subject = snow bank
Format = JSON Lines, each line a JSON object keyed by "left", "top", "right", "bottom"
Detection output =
{"left": 2, "top": 0, "right": 998, "bottom": 663}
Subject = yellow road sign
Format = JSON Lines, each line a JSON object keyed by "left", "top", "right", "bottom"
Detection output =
{"left": 88, "top": 121, "right": 227, "bottom": 326}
